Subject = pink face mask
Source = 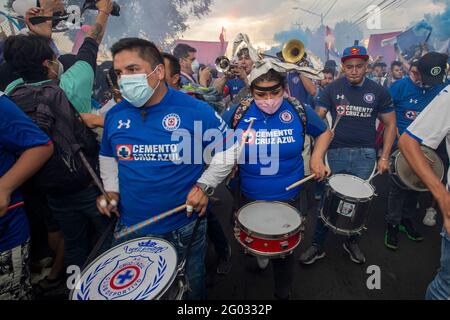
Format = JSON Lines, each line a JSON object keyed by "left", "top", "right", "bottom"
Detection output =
{"left": 254, "top": 96, "right": 284, "bottom": 115}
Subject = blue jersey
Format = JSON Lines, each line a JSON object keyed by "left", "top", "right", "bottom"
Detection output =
{"left": 225, "top": 78, "right": 246, "bottom": 99}
{"left": 390, "top": 77, "right": 449, "bottom": 136}
{"left": 0, "top": 95, "right": 50, "bottom": 252}
{"left": 317, "top": 77, "right": 394, "bottom": 149}
{"left": 100, "top": 88, "right": 229, "bottom": 235}
{"left": 287, "top": 72, "right": 314, "bottom": 106}
{"left": 225, "top": 100, "right": 326, "bottom": 201}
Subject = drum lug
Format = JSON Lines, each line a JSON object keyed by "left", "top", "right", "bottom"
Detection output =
{"left": 244, "top": 237, "right": 253, "bottom": 244}
{"left": 280, "top": 241, "right": 289, "bottom": 250}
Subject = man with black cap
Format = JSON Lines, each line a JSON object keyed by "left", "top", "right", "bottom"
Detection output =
{"left": 300, "top": 45, "right": 397, "bottom": 265}
{"left": 385, "top": 52, "right": 449, "bottom": 251}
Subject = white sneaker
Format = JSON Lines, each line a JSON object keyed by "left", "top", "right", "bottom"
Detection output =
{"left": 423, "top": 208, "right": 437, "bottom": 227}
{"left": 256, "top": 257, "right": 270, "bottom": 270}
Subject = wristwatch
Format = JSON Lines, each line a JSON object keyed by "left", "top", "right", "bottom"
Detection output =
{"left": 195, "top": 183, "right": 215, "bottom": 197}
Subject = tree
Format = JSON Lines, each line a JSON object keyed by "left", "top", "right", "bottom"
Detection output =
{"left": 4, "top": 0, "right": 213, "bottom": 46}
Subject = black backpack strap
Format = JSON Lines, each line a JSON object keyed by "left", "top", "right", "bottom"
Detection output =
{"left": 231, "top": 97, "right": 253, "bottom": 129}
{"left": 286, "top": 96, "right": 308, "bottom": 151}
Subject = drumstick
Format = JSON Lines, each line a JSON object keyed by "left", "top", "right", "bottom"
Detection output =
{"left": 331, "top": 115, "right": 342, "bottom": 132}
{"left": 423, "top": 153, "right": 435, "bottom": 164}
{"left": 7, "top": 201, "right": 25, "bottom": 211}
{"left": 225, "top": 119, "right": 255, "bottom": 185}
{"left": 239, "top": 119, "right": 255, "bottom": 155}
{"left": 286, "top": 174, "right": 316, "bottom": 191}
{"left": 114, "top": 204, "right": 187, "bottom": 240}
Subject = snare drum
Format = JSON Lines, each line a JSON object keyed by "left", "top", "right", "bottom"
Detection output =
{"left": 390, "top": 146, "right": 444, "bottom": 192}
{"left": 320, "top": 174, "right": 376, "bottom": 236}
{"left": 235, "top": 201, "right": 302, "bottom": 259}
{"left": 70, "top": 237, "right": 186, "bottom": 300}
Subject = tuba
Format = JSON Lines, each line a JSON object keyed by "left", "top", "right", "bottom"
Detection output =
{"left": 281, "top": 39, "right": 306, "bottom": 64}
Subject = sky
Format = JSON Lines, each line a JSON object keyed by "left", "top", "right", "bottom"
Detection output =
{"left": 182, "top": 0, "right": 447, "bottom": 50}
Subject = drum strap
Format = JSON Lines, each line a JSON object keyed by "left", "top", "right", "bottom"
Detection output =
{"left": 82, "top": 217, "right": 117, "bottom": 270}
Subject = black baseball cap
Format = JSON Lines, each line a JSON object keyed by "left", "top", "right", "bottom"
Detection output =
{"left": 418, "top": 52, "right": 448, "bottom": 86}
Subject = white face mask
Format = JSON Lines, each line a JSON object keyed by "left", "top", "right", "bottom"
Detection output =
{"left": 49, "top": 60, "right": 64, "bottom": 79}
{"left": 118, "top": 66, "right": 160, "bottom": 108}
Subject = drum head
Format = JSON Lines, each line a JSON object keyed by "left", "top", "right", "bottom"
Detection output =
{"left": 395, "top": 146, "right": 444, "bottom": 191}
{"left": 328, "top": 174, "right": 374, "bottom": 199}
{"left": 238, "top": 201, "right": 301, "bottom": 236}
{"left": 70, "top": 237, "right": 178, "bottom": 300}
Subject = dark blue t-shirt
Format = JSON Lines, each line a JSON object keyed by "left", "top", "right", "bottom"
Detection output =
{"left": 317, "top": 77, "right": 394, "bottom": 149}
{"left": 390, "top": 77, "right": 449, "bottom": 135}
{"left": 100, "top": 88, "right": 230, "bottom": 235}
{"left": 287, "top": 72, "right": 314, "bottom": 106}
{"left": 223, "top": 100, "right": 327, "bottom": 201}
{"left": 0, "top": 95, "right": 50, "bottom": 252}
{"left": 225, "top": 78, "right": 246, "bottom": 99}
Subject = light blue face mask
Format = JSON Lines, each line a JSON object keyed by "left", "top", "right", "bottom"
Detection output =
{"left": 118, "top": 66, "right": 160, "bottom": 108}
{"left": 191, "top": 59, "right": 200, "bottom": 74}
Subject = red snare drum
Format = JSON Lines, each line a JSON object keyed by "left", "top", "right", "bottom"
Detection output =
{"left": 235, "top": 201, "right": 302, "bottom": 258}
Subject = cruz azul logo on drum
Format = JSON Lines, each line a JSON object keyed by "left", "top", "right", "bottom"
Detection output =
{"left": 98, "top": 255, "right": 154, "bottom": 299}
{"left": 72, "top": 238, "right": 179, "bottom": 300}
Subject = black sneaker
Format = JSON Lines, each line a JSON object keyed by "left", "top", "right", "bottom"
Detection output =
{"left": 34, "top": 276, "right": 64, "bottom": 296}
{"left": 400, "top": 219, "right": 424, "bottom": 242}
{"left": 299, "top": 246, "right": 326, "bottom": 265}
{"left": 216, "top": 245, "right": 232, "bottom": 275}
{"left": 343, "top": 242, "right": 366, "bottom": 264}
{"left": 385, "top": 224, "right": 399, "bottom": 250}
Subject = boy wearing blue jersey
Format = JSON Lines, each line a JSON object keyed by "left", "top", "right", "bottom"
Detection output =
{"left": 301, "top": 45, "right": 397, "bottom": 265}
{"left": 98, "top": 38, "right": 236, "bottom": 300}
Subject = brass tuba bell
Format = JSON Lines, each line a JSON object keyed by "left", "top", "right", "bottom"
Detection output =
{"left": 281, "top": 39, "right": 305, "bottom": 64}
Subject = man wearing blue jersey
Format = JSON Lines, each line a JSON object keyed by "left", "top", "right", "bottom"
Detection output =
{"left": 0, "top": 94, "right": 53, "bottom": 299}
{"left": 97, "top": 38, "right": 236, "bottom": 300}
{"left": 301, "top": 45, "right": 397, "bottom": 265}
{"left": 385, "top": 52, "right": 449, "bottom": 250}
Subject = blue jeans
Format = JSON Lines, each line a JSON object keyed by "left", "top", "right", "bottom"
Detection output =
{"left": 312, "top": 147, "right": 377, "bottom": 250}
{"left": 47, "top": 186, "right": 111, "bottom": 269}
{"left": 113, "top": 218, "right": 207, "bottom": 300}
{"left": 426, "top": 228, "right": 450, "bottom": 300}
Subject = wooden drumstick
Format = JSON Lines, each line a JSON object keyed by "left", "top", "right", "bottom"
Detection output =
{"left": 114, "top": 204, "right": 187, "bottom": 240}
{"left": 225, "top": 119, "right": 255, "bottom": 185}
{"left": 331, "top": 115, "right": 342, "bottom": 132}
{"left": 239, "top": 119, "right": 255, "bottom": 154}
{"left": 286, "top": 174, "right": 316, "bottom": 191}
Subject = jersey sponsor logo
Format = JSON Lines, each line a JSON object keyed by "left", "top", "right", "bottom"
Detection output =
{"left": 117, "top": 144, "right": 133, "bottom": 161}
{"left": 404, "top": 110, "right": 417, "bottom": 120}
{"left": 162, "top": 113, "right": 181, "bottom": 131}
{"left": 336, "top": 105, "right": 346, "bottom": 115}
{"left": 280, "top": 110, "right": 294, "bottom": 124}
{"left": 363, "top": 93, "right": 375, "bottom": 104}
{"left": 118, "top": 119, "right": 131, "bottom": 129}
{"left": 431, "top": 66, "right": 441, "bottom": 76}
{"left": 253, "top": 129, "right": 296, "bottom": 145}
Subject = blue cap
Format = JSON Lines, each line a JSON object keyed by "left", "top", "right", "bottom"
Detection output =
{"left": 341, "top": 46, "right": 369, "bottom": 62}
